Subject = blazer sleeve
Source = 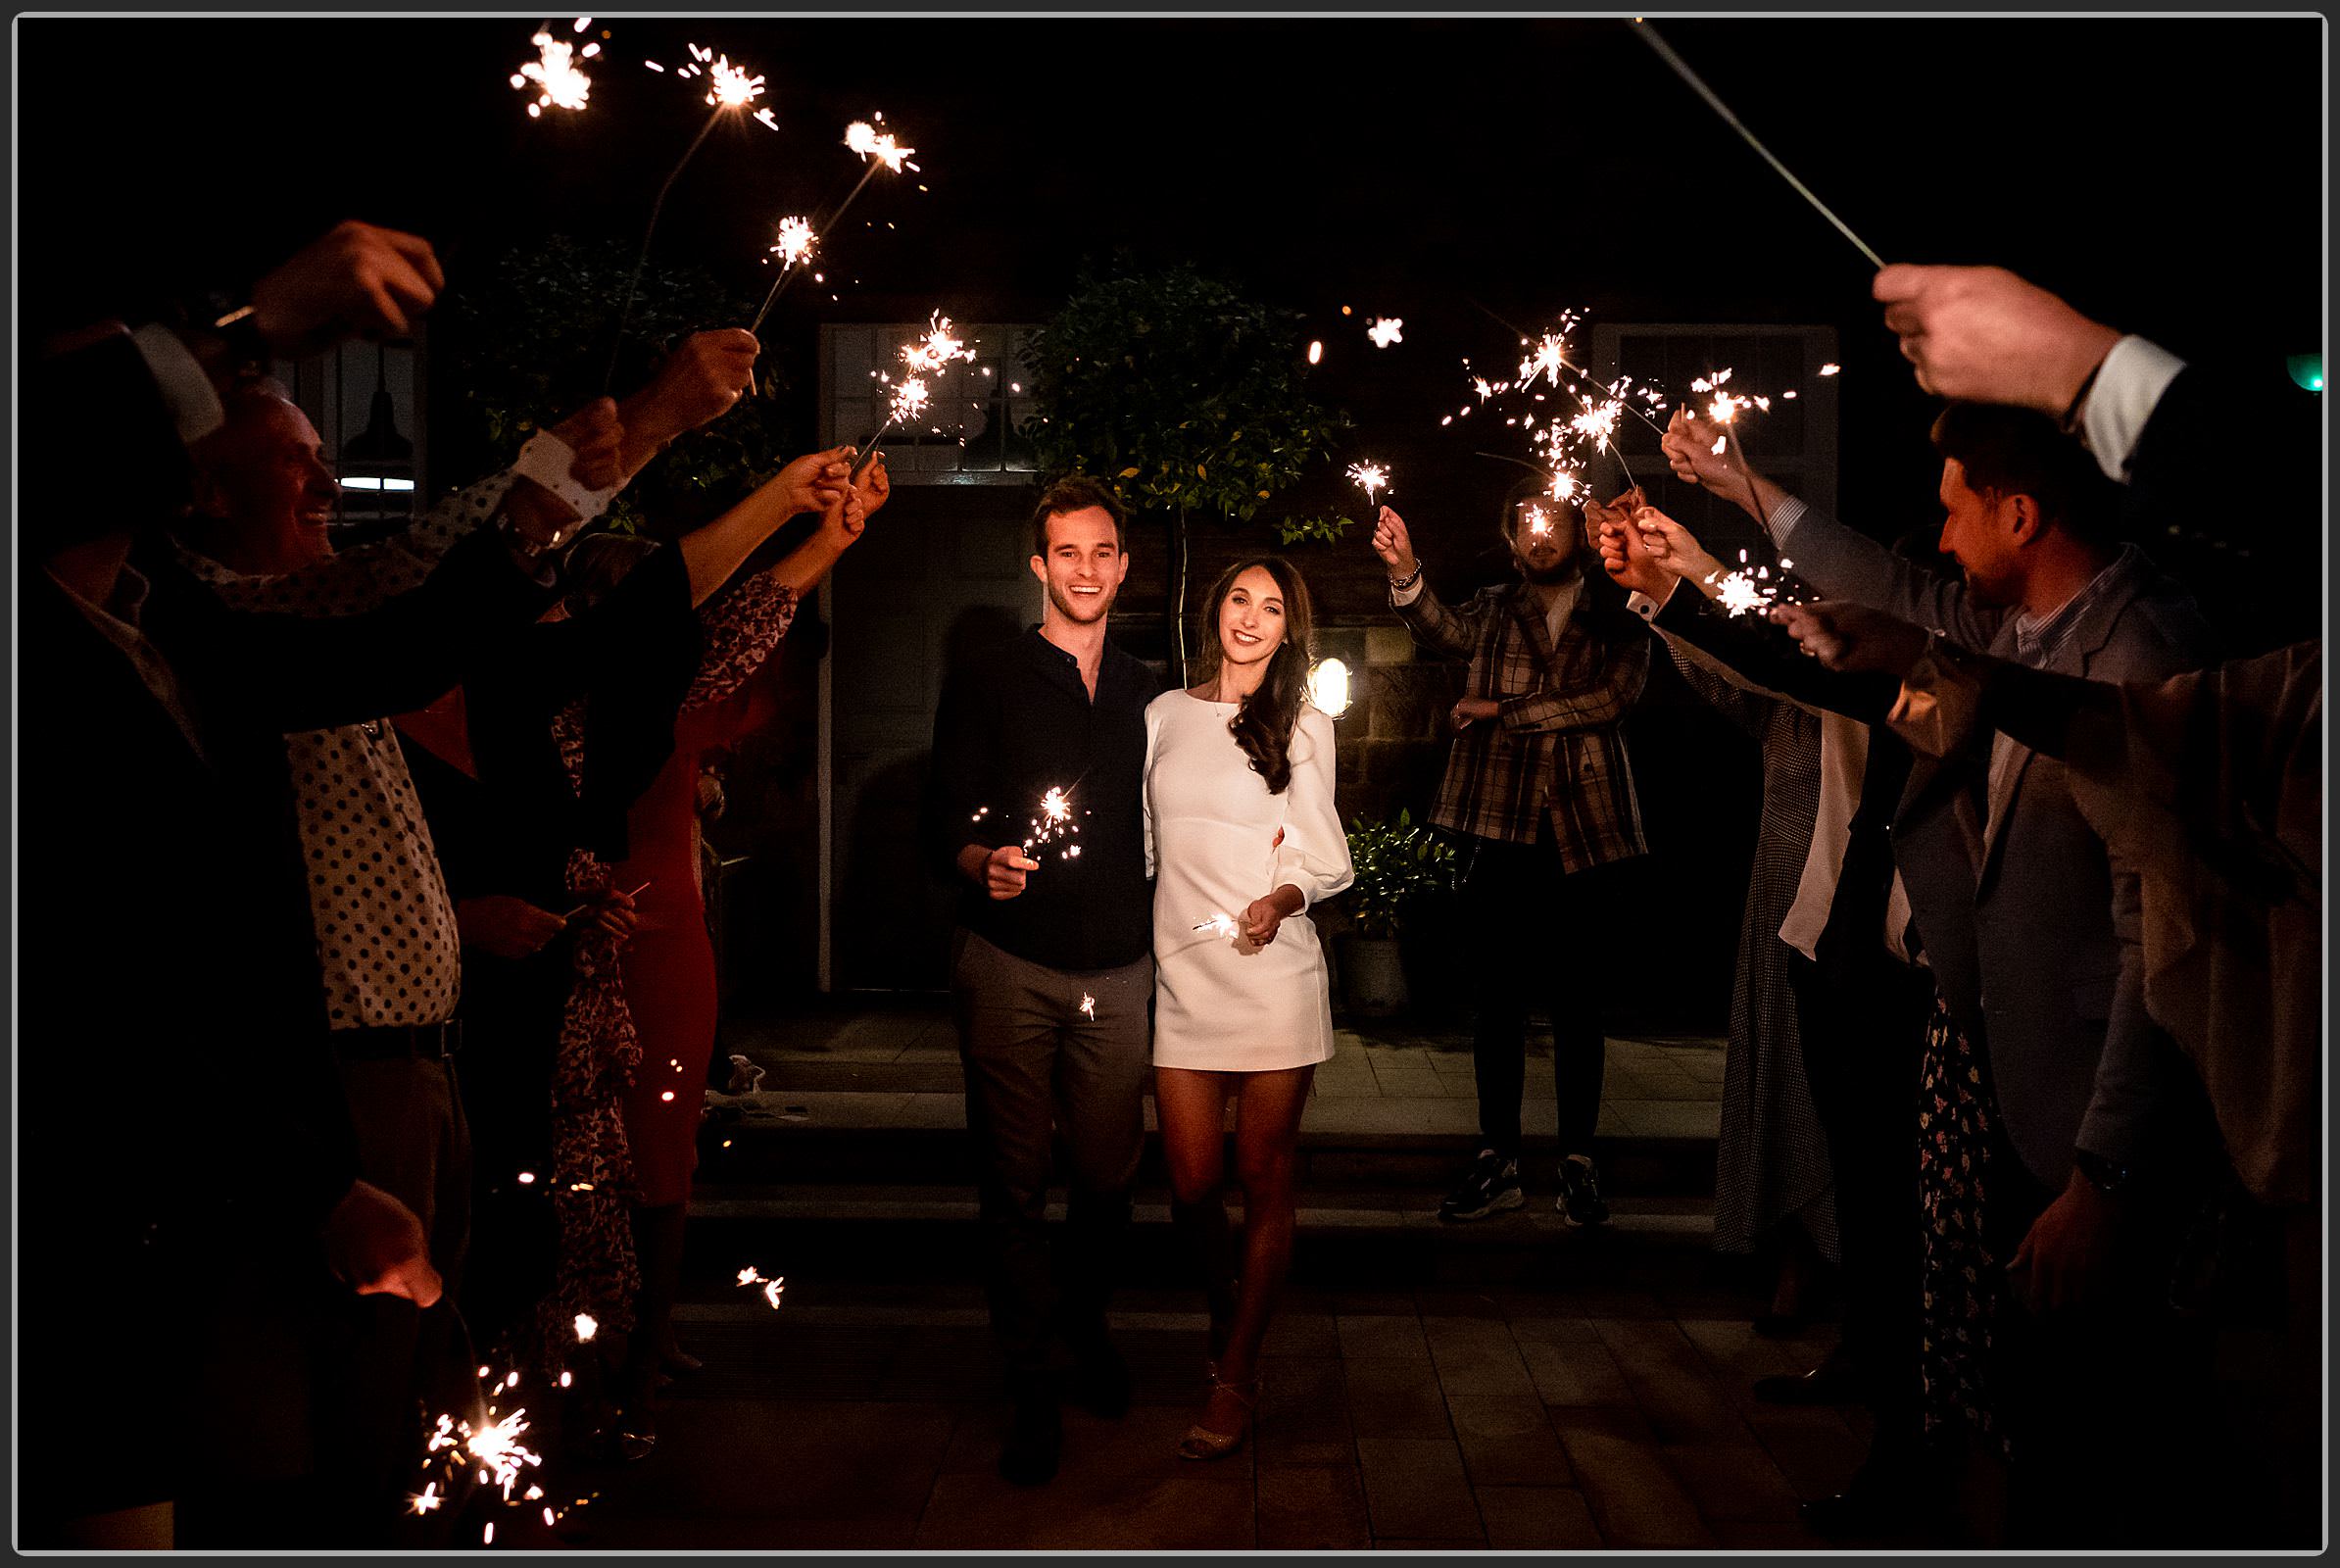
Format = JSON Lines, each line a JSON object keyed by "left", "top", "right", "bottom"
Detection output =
{"left": 148, "top": 525, "right": 558, "bottom": 734}
{"left": 199, "top": 471, "right": 523, "bottom": 616}
{"left": 1270, "top": 707, "right": 1355, "bottom": 910}
{"left": 1653, "top": 584, "right": 1901, "bottom": 721}
{"left": 1776, "top": 497, "right": 2005, "bottom": 651}
{"left": 1498, "top": 625, "right": 1647, "bottom": 735}
{"left": 1391, "top": 579, "right": 1487, "bottom": 662}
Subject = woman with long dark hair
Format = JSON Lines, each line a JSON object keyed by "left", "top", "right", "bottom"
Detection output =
{"left": 1144, "top": 557, "right": 1353, "bottom": 1460}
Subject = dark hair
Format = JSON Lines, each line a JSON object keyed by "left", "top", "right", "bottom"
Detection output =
{"left": 1194, "top": 557, "right": 1317, "bottom": 795}
{"left": 562, "top": 533, "right": 659, "bottom": 617}
{"left": 1929, "top": 402, "right": 2116, "bottom": 543}
{"left": 1030, "top": 475, "right": 1128, "bottom": 558}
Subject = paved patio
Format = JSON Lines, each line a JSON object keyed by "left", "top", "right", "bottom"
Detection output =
{"left": 570, "top": 1277, "right": 1871, "bottom": 1550}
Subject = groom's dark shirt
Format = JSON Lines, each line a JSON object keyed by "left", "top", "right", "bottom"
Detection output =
{"left": 926, "top": 626, "right": 1163, "bottom": 971}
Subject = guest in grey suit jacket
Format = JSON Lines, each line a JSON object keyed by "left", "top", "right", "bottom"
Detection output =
{"left": 1660, "top": 397, "right": 2223, "bottom": 1546}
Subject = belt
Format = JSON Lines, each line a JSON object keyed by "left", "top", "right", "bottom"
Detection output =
{"left": 332, "top": 1019, "right": 464, "bottom": 1061}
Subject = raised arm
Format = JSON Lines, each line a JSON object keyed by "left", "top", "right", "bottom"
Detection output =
{"left": 1372, "top": 505, "right": 1486, "bottom": 662}
{"left": 1661, "top": 408, "right": 2001, "bottom": 649}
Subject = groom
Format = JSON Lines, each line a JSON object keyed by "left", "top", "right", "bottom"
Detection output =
{"left": 924, "top": 476, "right": 1164, "bottom": 1485}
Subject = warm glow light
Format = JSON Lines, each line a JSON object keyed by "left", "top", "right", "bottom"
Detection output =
{"left": 1306, "top": 657, "right": 1353, "bottom": 718}
{"left": 1307, "top": 340, "right": 1323, "bottom": 365}
{"left": 512, "top": 27, "right": 594, "bottom": 116}
{"left": 768, "top": 216, "right": 816, "bottom": 267}
{"left": 1366, "top": 318, "right": 1404, "bottom": 349}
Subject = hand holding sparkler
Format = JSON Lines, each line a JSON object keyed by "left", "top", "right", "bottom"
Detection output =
{"left": 1369, "top": 506, "right": 1420, "bottom": 585}
{"left": 544, "top": 398, "right": 627, "bottom": 493}
{"left": 961, "top": 843, "right": 1040, "bottom": 901}
{"left": 1628, "top": 506, "right": 1729, "bottom": 597}
{"left": 1660, "top": 409, "right": 1760, "bottom": 514}
{"left": 571, "top": 883, "right": 645, "bottom": 941}
{"left": 1770, "top": 601, "right": 1931, "bottom": 676}
{"left": 614, "top": 329, "right": 760, "bottom": 475}
{"left": 1594, "top": 499, "right": 1681, "bottom": 601}
{"left": 245, "top": 220, "right": 446, "bottom": 359}
{"left": 1873, "top": 265, "right": 2121, "bottom": 415}
{"left": 1240, "top": 887, "right": 1305, "bottom": 948}
{"left": 455, "top": 896, "right": 569, "bottom": 960}
{"left": 768, "top": 444, "right": 858, "bottom": 518}
{"left": 322, "top": 1179, "right": 443, "bottom": 1306}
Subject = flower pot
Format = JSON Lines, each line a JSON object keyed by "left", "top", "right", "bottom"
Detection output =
{"left": 1339, "top": 933, "right": 1409, "bottom": 1018}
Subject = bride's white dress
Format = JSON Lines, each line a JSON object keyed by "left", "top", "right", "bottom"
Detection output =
{"left": 1145, "top": 691, "right": 1354, "bottom": 1071}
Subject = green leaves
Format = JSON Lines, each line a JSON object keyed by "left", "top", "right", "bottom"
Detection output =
{"left": 1343, "top": 808, "right": 1459, "bottom": 940}
{"left": 1018, "top": 261, "right": 1350, "bottom": 527}
{"left": 441, "top": 235, "right": 799, "bottom": 538}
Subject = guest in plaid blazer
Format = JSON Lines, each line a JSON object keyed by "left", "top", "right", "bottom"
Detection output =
{"left": 1372, "top": 494, "right": 1650, "bottom": 1226}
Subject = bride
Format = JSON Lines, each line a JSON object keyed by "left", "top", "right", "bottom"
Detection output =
{"left": 1144, "top": 557, "right": 1353, "bottom": 1461}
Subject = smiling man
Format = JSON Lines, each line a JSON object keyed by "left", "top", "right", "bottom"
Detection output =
{"left": 923, "top": 475, "right": 1166, "bottom": 1486}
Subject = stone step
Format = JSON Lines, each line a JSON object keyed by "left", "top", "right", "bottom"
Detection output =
{"left": 696, "top": 1093, "right": 1721, "bottom": 1197}
{"left": 681, "top": 1183, "right": 1718, "bottom": 1293}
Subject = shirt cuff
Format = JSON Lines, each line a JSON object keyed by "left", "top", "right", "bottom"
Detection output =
{"left": 1389, "top": 575, "right": 1426, "bottom": 609}
{"left": 129, "top": 323, "right": 225, "bottom": 448}
{"left": 1766, "top": 493, "right": 1808, "bottom": 545}
{"left": 2077, "top": 335, "right": 2186, "bottom": 483}
{"left": 1626, "top": 582, "right": 1676, "bottom": 621}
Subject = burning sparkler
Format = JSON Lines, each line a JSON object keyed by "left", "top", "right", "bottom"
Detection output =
{"left": 1367, "top": 317, "right": 1404, "bottom": 349}
{"left": 744, "top": 214, "right": 819, "bottom": 338}
{"left": 737, "top": 1266, "right": 787, "bottom": 1309}
{"left": 511, "top": 25, "right": 598, "bottom": 118}
{"left": 1348, "top": 461, "right": 1390, "bottom": 510}
{"left": 1193, "top": 913, "right": 1242, "bottom": 942}
{"left": 1079, "top": 993, "right": 1097, "bottom": 1021}
{"left": 573, "top": 1313, "right": 598, "bottom": 1343}
{"left": 605, "top": 40, "right": 778, "bottom": 391}
{"left": 822, "top": 116, "right": 917, "bottom": 239}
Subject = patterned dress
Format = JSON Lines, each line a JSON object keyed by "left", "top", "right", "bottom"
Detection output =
{"left": 1659, "top": 642, "right": 1837, "bottom": 1262}
{"left": 538, "top": 573, "right": 800, "bottom": 1355}
{"left": 1916, "top": 994, "right": 2009, "bottom": 1450}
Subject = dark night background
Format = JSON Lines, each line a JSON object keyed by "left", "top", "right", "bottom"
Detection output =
{"left": 17, "top": 14, "right": 2327, "bottom": 1011}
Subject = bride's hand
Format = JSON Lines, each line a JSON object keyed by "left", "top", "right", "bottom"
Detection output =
{"left": 1240, "top": 896, "right": 1285, "bottom": 946}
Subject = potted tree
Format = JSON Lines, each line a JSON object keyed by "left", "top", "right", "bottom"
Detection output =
{"left": 1339, "top": 808, "right": 1458, "bottom": 1017}
{"left": 1018, "top": 260, "right": 1348, "bottom": 677}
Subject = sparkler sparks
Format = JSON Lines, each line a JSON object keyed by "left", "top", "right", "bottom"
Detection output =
{"left": 737, "top": 1266, "right": 787, "bottom": 1309}
{"left": 1193, "top": 913, "right": 1241, "bottom": 942}
{"left": 1366, "top": 317, "right": 1404, "bottom": 349}
{"left": 845, "top": 119, "right": 915, "bottom": 172}
{"left": 1524, "top": 505, "right": 1553, "bottom": 540}
{"left": 768, "top": 216, "right": 816, "bottom": 267}
{"left": 902, "top": 312, "right": 977, "bottom": 374}
{"left": 1080, "top": 993, "right": 1097, "bottom": 1020}
{"left": 1347, "top": 462, "right": 1390, "bottom": 507}
{"left": 511, "top": 27, "right": 596, "bottom": 118}
{"left": 410, "top": 1484, "right": 442, "bottom": 1515}
{"left": 574, "top": 1313, "right": 598, "bottom": 1343}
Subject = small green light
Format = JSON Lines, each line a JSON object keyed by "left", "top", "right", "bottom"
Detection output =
{"left": 2286, "top": 353, "right": 2321, "bottom": 393}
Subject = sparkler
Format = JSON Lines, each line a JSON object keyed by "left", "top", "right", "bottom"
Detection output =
{"left": 1366, "top": 317, "right": 1404, "bottom": 349}
{"left": 1193, "top": 913, "right": 1241, "bottom": 942}
{"left": 747, "top": 216, "right": 818, "bottom": 335}
{"left": 1630, "top": 20, "right": 1886, "bottom": 270}
{"left": 1347, "top": 462, "right": 1390, "bottom": 510}
{"left": 1021, "top": 783, "right": 1083, "bottom": 856}
{"left": 573, "top": 1313, "right": 598, "bottom": 1343}
{"left": 737, "top": 1265, "right": 786, "bottom": 1309}
{"left": 604, "top": 41, "right": 777, "bottom": 392}
{"left": 510, "top": 24, "right": 598, "bottom": 118}
{"left": 1080, "top": 993, "right": 1097, "bottom": 1021}
{"left": 822, "top": 117, "right": 916, "bottom": 240}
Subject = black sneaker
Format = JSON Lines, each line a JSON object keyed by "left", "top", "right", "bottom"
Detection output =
{"left": 1438, "top": 1149, "right": 1524, "bottom": 1222}
{"left": 1556, "top": 1154, "right": 1611, "bottom": 1226}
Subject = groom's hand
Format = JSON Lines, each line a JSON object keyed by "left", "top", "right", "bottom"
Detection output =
{"left": 959, "top": 842, "right": 1039, "bottom": 901}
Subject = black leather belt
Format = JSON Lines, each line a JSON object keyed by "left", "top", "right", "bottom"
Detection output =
{"left": 333, "top": 1020, "right": 464, "bottom": 1061}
